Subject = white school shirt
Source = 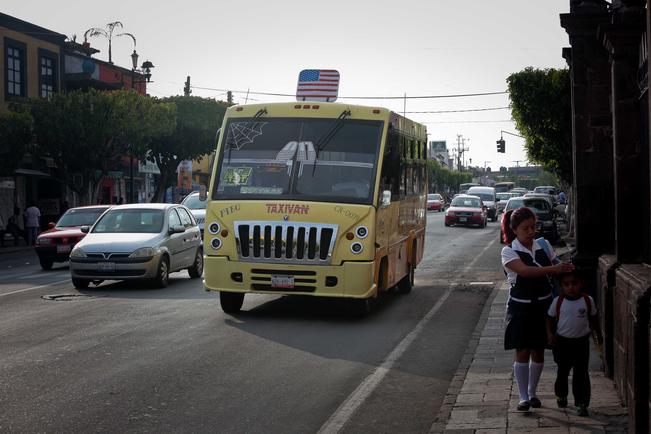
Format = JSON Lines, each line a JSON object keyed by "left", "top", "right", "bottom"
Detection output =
{"left": 547, "top": 295, "right": 597, "bottom": 338}
{"left": 501, "top": 238, "right": 557, "bottom": 285}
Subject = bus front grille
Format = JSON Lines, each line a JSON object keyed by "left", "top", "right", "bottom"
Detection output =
{"left": 234, "top": 221, "right": 338, "bottom": 265}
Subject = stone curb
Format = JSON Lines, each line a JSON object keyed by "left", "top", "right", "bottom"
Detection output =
{"left": 428, "top": 282, "right": 502, "bottom": 433}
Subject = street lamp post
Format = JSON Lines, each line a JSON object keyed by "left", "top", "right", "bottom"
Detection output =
{"left": 127, "top": 49, "right": 154, "bottom": 203}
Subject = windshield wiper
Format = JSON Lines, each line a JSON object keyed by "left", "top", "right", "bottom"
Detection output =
{"left": 227, "top": 108, "right": 267, "bottom": 163}
{"left": 312, "top": 109, "right": 351, "bottom": 176}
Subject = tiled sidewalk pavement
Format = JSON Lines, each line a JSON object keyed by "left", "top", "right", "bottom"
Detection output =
{"left": 434, "top": 283, "right": 627, "bottom": 433}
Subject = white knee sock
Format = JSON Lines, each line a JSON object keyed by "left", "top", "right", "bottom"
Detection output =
{"left": 528, "top": 361, "right": 544, "bottom": 398}
{"left": 514, "top": 362, "right": 530, "bottom": 402}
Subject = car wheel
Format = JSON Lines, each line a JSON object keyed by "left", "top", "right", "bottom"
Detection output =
{"left": 72, "top": 277, "right": 90, "bottom": 289}
{"left": 444, "top": 221, "right": 450, "bottom": 227}
{"left": 188, "top": 247, "right": 203, "bottom": 279}
{"left": 153, "top": 255, "right": 170, "bottom": 288}
{"left": 220, "top": 292, "right": 245, "bottom": 313}
{"left": 39, "top": 258, "right": 53, "bottom": 271}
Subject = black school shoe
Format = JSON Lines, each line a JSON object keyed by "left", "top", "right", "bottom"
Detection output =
{"left": 517, "top": 400, "right": 531, "bottom": 411}
{"left": 529, "top": 397, "right": 542, "bottom": 408}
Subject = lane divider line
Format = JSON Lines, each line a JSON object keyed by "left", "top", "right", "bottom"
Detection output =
{"left": 318, "top": 236, "right": 498, "bottom": 433}
{"left": 317, "top": 285, "right": 454, "bottom": 434}
{"left": 0, "top": 279, "right": 70, "bottom": 298}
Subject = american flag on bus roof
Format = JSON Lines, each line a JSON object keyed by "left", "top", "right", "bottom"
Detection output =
{"left": 296, "top": 69, "right": 340, "bottom": 102}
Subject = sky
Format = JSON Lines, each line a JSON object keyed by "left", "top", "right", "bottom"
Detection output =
{"left": 4, "top": 0, "right": 571, "bottom": 172}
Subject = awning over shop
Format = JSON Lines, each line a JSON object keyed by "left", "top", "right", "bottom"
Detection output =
{"left": 14, "top": 168, "right": 51, "bottom": 177}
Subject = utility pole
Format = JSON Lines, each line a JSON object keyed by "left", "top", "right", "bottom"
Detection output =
{"left": 227, "top": 90, "right": 233, "bottom": 105}
{"left": 183, "top": 76, "right": 191, "bottom": 96}
{"left": 456, "top": 134, "right": 462, "bottom": 171}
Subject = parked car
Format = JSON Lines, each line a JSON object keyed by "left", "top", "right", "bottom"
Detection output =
{"left": 524, "top": 192, "right": 556, "bottom": 208}
{"left": 444, "top": 194, "right": 487, "bottom": 228}
{"left": 533, "top": 186, "right": 559, "bottom": 203}
{"left": 496, "top": 192, "right": 518, "bottom": 214}
{"left": 427, "top": 193, "right": 445, "bottom": 212}
{"left": 466, "top": 186, "right": 497, "bottom": 222}
{"left": 35, "top": 205, "right": 111, "bottom": 270}
{"left": 69, "top": 203, "right": 203, "bottom": 289}
{"left": 500, "top": 197, "right": 558, "bottom": 244}
{"left": 181, "top": 191, "right": 207, "bottom": 235}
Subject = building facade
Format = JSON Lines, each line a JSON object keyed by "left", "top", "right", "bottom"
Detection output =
{"left": 561, "top": 1, "right": 651, "bottom": 431}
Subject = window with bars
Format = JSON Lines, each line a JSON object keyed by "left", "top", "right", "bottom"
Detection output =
{"left": 40, "top": 55, "right": 56, "bottom": 98}
{"left": 6, "top": 44, "right": 25, "bottom": 97}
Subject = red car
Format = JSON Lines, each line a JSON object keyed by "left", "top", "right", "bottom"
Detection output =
{"left": 427, "top": 193, "right": 445, "bottom": 212}
{"left": 444, "top": 194, "right": 487, "bottom": 228}
{"left": 35, "top": 205, "right": 111, "bottom": 270}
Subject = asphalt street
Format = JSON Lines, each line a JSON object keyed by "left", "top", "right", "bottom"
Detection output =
{"left": 0, "top": 211, "right": 503, "bottom": 433}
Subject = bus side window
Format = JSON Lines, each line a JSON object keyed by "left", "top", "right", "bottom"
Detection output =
{"left": 381, "top": 130, "right": 402, "bottom": 200}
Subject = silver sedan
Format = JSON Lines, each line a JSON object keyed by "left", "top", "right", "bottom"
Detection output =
{"left": 69, "top": 203, "right": 203, "bottom": 288}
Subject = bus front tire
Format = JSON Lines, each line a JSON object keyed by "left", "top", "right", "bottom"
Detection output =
{"left": 220, "top": 292, "right": 244, "bottom": 313}
{"left": 349, "top": 298, "right": 371, "bottom": 318}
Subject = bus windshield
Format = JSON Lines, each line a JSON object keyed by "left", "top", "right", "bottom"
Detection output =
{"left": 213, "top": 118, "right": 383, "bottom": 204}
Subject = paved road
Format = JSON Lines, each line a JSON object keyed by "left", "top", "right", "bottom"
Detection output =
{"left": 0, "top": 212, "right": 503, "bottom": 433}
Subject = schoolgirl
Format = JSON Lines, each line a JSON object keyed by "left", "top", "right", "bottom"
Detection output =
{"left": 501, "top": 207, "right": 574, "bottom": 411}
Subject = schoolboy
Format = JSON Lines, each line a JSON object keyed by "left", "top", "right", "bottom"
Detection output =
{"left": 546, "top": 269, "right": 602, "bottom": 417}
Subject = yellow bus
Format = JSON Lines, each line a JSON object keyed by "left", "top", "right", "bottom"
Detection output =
{"left": 203, "top": 102, "right": 427, "bottom": 315}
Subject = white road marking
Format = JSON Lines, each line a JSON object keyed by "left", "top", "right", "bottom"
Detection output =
{"left": 0, "top": 279, "right": 70, "bottom": 298}
{"left": 318, "top": 237, "right": 497, "bottom": 433}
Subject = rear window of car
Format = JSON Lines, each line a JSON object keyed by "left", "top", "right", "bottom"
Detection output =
{"left": 505, "top": 198, "right": 524, "bottom": 210}
{"left": 523, "top": 199, "right": 550, "bottom": 211}
{"left": 451, "top": 197, "right": 481, "bottom": 208}
{"left": 427, "top": 194, "right": 442, "bottom": 200}
{"left": 182, "top": 194, "right": 207, "bottom": 210}
{"left": 57, "top": 208, "right": 106, "bottom": 227}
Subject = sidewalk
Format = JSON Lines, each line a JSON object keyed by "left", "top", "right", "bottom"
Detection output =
{"left": 435, "top": 283, "right": 627, "bottom": 433}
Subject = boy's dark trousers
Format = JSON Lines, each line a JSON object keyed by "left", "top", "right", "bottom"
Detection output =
{"left": 552, "top": 334, "right": 591, "bottom": 406}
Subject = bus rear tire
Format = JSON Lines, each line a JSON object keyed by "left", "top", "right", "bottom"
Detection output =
{"left": 398, "top": 264, "right": 414, "bottom": 294}
{"left": 220, "top": 292, "right": 244, "bottom": 313}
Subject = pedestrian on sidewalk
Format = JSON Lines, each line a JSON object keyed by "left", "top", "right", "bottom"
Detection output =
{"left": 546, "top": 268, "right": 602, "bottom": 417}
{"left": 501, "top": 207, "right": 575, "bottom": 411}
{"left": 24, "top": 202, "right": 41, "bottom": 246}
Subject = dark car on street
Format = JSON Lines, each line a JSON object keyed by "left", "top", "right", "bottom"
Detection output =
{"left": 444, "top": 194, "right": 487, "bottom": 228}
{"left": 35, "top": 205, "right": 111, "bottom": 270}
{"left": 500, "top": 197, "right": 558, "bottom": 244}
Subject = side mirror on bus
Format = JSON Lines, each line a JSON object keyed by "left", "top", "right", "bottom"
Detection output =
{"left": 381, "top": 190, "right": 391, "bottom": 208}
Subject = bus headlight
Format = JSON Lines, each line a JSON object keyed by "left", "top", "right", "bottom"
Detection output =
{"left": 208, "top": 222, "right": 220, "bottom": 235}
{"left": 211, "top": 238, "right": 222, "bottom": 250}
{"left": 350, "top": 242, "right": 363, "bottom": 254}
{"left": 355, "top": 226, "right": 368, "bottom": 239}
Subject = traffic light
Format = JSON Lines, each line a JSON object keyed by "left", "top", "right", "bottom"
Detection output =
{"left": 496, "top": 139, "right": 505, "bottom": 153}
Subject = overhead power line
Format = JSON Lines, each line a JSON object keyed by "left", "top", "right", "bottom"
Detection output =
{"left": 190, "top": 85, "right": 508, "bottom": 100}
{"left": 421, "top": 120, "right": 514, "bottom": 124}
{"left": 404, "top": 106, "right": 510, "bottom": 114}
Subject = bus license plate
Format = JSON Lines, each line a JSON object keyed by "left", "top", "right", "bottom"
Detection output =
{"left": 459, "top": 217, "right": 467, "bottom": 222}
{"left": 271, "top": 275, "right": 294, "bottom": 289}
{"left": 98, "top": 262, "right": 115, "bottom": 273}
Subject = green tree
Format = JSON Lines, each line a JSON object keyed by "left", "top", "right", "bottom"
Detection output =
{"left": 507, "top": 67, "right": 572, "bottom": 184}
{"left": 0, "top": 109, "right": 33, "bottom": 176}
{"left": 426, "top": 159, "right": 472, "bottom": 194}
{"left": 30, "top": 89, "right": 175, "bottom": 204}
{"left": 148, "top": 96, "right": 227, "bottom": 202}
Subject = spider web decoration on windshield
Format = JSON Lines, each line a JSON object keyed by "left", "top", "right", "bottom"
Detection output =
{"left": 227, "top": 121, "right": 268, "bottom": 150}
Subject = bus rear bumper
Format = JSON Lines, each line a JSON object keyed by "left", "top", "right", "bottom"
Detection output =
{"left": 203, "top": 256, "right": 376, "bottom": 299}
